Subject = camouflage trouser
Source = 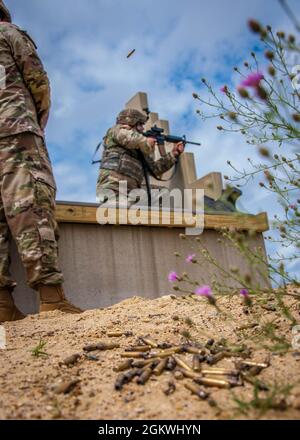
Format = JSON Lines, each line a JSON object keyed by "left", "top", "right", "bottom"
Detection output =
{"left": 0, "top": 132, "right": 63, "bottom": 290}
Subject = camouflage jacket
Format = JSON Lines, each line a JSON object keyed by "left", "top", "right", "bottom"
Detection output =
{"left": 99, "top": 124, "right": 177, "bottom": 187}
{"left": 0, "top": 22, "right": 50, "bottom": 139}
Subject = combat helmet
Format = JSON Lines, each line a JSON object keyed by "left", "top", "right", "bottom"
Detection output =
{"left": 116, "top": 109, "right": 148, "bottom": 126}
{"left": 0, "top": 1, "right": 12, "bottom": 22}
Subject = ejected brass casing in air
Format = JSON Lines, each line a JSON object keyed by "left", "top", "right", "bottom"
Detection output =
{"left": 153, "top": 358, "right": 168, "bottom": 376}
{"left": 137, "top": 367, "right": 153, "bottom": 385}
{"left": 184, "top": 383, "right": 209, "bottom": 400}
{"left": 83, "top": 342, "right": 120, "bottom": 352}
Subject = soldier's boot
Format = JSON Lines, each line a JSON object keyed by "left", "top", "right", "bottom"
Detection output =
{"left": 0, "top": 288, "right": 26, "bottom": 323}
{"left": 39, "top": 285, "right": 83, "bottom": 314}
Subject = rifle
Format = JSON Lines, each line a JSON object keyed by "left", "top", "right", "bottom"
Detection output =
{"left": 143, "top": 125, "right": 202, "bottom": 152}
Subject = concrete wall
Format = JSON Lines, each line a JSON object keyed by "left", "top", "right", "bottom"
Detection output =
{"left": 11, "top": 223, "right": 269, "bottom": 315}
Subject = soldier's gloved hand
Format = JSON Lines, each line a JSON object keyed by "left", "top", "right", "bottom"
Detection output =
{"left": 147, "top": 137, "right": 157, "bottom": 150}
{"left": 172, "top": 142, "right": 185, "bottom": 157}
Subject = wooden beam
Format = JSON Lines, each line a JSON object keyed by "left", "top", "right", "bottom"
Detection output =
{"left": 55, "top": 202, "right": 269, "bottom": 232}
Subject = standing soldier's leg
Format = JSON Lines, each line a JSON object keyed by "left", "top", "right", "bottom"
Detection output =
{"left": 0, "top": 133, "right": 82, "bottom": 314}
{"left": 0, "top": 190, "right": 25, "bottom": 322}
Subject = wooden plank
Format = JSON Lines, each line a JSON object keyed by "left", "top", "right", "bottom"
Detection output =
{"left": 55, "top": 202, "right": 269, "bottom": 232}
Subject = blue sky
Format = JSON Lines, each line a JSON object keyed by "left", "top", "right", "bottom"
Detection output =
{"left": 5, "top": 0, "right": 300, "bottom": 277}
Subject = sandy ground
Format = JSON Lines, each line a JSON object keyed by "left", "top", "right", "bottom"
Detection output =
{"left": 0, "top": 292, "right": 300, "bottom": 420}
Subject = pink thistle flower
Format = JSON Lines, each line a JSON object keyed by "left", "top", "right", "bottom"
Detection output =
{"left": 195, "top": 285, "right": 212, "bottom": 297}
{"left": 168, "top": 271, "right": 179, "bottom": 283}
{"left": 186, "top": 254, "right": 196, "bottom": 263}
{"left": 289, "top": 204, "right": 297, "bottom": 210}
{"left": 240, "top": 288, "right": 250, "bottom": 297}
{"left": 195, "top": 286, "right": 216, "bottom": 306}
{"left": 240, "top": 289, "right": 252, "bottom": 306}
{"left": 241, "top": 72, "right": 264, "bottom": 88}
{"left": 220, "top": 86, "right": 228, "bottom": 93}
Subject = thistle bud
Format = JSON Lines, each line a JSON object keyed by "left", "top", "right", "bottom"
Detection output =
{"left": 265, "top": 50, "right": 274, "bottom": 60}
{"left": 288, "top": 34, "right": 295, "bottom": 44}
{"left": 292, "top": 114, "right": 300, "bottom": 122}
{"left": 248, "top": 19, "right": 262, "bottom": 33}
{"left": 238, "top": 88, "right": 249, "bottom": 98}
{"left": 259, "top": 147, "right": 270, "bottom": 158}
{"left": 277, "top": 31, "right": 285, "bottom": 39}
{"left": 228, "top": 112, "right": 237, "bottom": 120}
{"left": 268, "top": 66, "right": 276, "bottom": 76}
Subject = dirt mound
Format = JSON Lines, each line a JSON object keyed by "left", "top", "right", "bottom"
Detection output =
{"left": 0, "top": 293, "right": 299, "bottom": 420}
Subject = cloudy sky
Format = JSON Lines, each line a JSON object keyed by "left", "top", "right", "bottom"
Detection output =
{"left": 5, "top": 0, "right": 300, "bottom": 276}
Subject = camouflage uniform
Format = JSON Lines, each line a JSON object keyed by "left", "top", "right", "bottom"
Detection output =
{"left": 0, "top": 20, "right": 63, "bottom": 289}
{"left": 96, "top": 122, "right": 176, "bottom": 204}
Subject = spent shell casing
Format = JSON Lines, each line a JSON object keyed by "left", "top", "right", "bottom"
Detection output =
{"left": 113, "top": 359, "right": 133, "bottom": 372}
{"left": 201, "top": 368, "right": 240, "bottom": 377}
{"left": 137, "top": 367, "right": 153, "bottom": 385}
{"left": 115, "top": 369, "right": 140, "bottom": 390}
{"left": 125, "top": 346, "right": 150, "bottom": 352}
{"left": 139, "top": 337, "right": 158, "bottom": 348}
{"left": 183, "top": 345, "right": 206, "bottom": 355}
{"left": 192, "top": 355, "right": 202, "bottom": 372}
{"left": 239, "top": 360, "right": 269, "bottom": 369}
{"left": 173, "top": 355, "right": 194, "bottom": 372}
{"left": 204, "top": 375, "right": 243, "bottom": 387}
{"left": 83, "top": 342, "right": 120, "bottom": 352}
{"left": 60, "top": 353, "right": 81, "bottom": 366}
{"left": 131, "top": 359, "right": 155, "bottom": 369}
{"left": 197, "top": 377, "right": 231, "bottom": 389}
{"left": 149, "top": 347, "right": 182, "bottom": 358}
{"left": 107, "top": 331, "right": 133, "bottom": 337}
{"left": 153, "top": 358, "right": 168, "bottom": 376}
{"left": 121, "top": 352, "right": 147, "bottom": 359}
{"left": 184, "top": 383, "right": 209, "bottom": 400}
{"left": 206, "top": 352, "right": 226, "bottom": 365}
{"left": 178, "top": 368, "right": 202, "bottom": 381}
